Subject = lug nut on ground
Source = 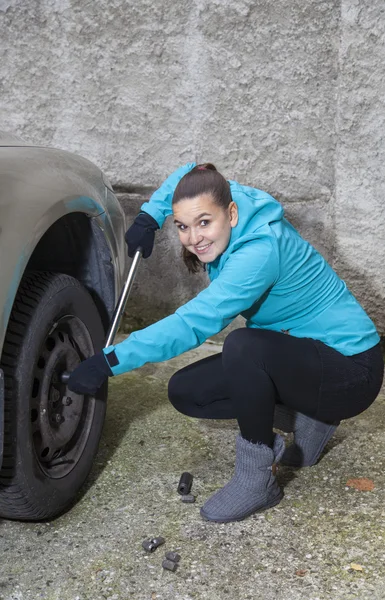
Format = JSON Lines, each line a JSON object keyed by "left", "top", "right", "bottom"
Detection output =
{"left": 162, "top": 558, "right": 178, "bottom": 572}
{"left": 181, "top": 493, "right": 196, "bottom": 503}
{"left": 177, "top": 471, "right": 193, "bottom": 495}
{"left": 142, "top": 537, "right": 165, "bottom": 553}
{"left": 162, "top": 550, "right": 181, "bottom": 572}
{"left": 165, "top": 551, "right": 181, "bottom": 562}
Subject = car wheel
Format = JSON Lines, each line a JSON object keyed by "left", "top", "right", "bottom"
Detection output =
{"left": 0, "top": 271, "right": 107, "bottom": 520}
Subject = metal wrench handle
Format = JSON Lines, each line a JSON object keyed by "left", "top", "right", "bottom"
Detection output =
{"left": 105, "top": 247, "right": 142, "bottom": 347}
{"left": 60, "top": 248, "right": 142, "bottom": 384}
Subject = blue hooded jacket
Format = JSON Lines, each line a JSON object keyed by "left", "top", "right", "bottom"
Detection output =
{"left": 104, "top": 164, "right": 379, "bottom": 376}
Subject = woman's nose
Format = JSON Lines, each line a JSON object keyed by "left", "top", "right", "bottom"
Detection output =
{"left": 189, "top": 228, "right": 203, "bottom": 245}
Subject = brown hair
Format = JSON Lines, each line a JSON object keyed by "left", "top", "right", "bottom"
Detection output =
{"left": 172, "top": 163, "right": 232, "bottom": 273}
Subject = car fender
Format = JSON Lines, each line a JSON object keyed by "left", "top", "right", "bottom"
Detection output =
{"left": 0, "top": 146, "right": 126, "bottom": 353}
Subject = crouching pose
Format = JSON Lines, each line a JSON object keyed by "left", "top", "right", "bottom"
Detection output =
{"left": 68, "top": 163, "right": 384, "bottom": 523}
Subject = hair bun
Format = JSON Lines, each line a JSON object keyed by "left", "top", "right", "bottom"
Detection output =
{"left": 195, "top": 163, "right": 217, "bottom": 171}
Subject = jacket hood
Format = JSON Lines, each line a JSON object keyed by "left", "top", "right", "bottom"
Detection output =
{"left": 206, "top": 180, "right": 284, "bottom": 274}
{"left": 226, "top": 180, "right": 283, "bottom": 251}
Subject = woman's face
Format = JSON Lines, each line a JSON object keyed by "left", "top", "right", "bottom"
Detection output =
{"left": 173, "top": 193, "right": 238, "bottom": 263}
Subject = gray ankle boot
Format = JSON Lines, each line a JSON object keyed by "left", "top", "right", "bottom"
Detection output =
{"left": 274, "top": 404, "right": 339, "bottom": 467}
{"left": 200, "top": 433, "right": 285, "bottom": 523}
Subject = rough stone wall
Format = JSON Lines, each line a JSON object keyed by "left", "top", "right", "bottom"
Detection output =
{"left": 334, "top": 1, "right": 385, "bottom": 333}
{"left": 0, "top": 0, "right": 383, "bottom": 333}
{"left": 0, "top": 0, "right": 338, "bottom": 199}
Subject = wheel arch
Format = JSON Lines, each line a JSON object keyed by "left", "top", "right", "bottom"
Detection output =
{"left": 25, "top": 212, "right": 116, "bottom": 334}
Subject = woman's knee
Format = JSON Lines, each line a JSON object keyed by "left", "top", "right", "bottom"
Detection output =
{"left": 168, "top": 370, "right": 195, "bottom": 416}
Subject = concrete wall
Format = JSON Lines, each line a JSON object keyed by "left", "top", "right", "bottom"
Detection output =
{"left": 0, "top": 0, "right": 384, "bottom": 333}
{"left": 334, "top": 1, "right": 385, "bottom": 334}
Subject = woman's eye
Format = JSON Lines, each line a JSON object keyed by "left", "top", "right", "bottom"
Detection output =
{"left": 200, "top": 220, "right": 209, "bottom": 227}
{"left": 178, "top": 224, "right": 187, "bottom": 231}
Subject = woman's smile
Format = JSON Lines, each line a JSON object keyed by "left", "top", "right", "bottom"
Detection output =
{"left": 194, "top": 242, "right": 213, "bottom": 255}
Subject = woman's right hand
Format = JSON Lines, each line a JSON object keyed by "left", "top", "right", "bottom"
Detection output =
{"left": 124, "top": 212, "right": 159, "bottom": 259}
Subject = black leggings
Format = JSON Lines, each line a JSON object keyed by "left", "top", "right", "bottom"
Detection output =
{"left": 168, "top": 329, "right": 384, "bottom": 447}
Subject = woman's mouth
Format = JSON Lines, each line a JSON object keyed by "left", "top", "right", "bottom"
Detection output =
{"left": 194, "top": 242, "right": 213, "bottom": 255}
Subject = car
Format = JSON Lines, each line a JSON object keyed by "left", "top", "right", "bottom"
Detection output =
{"left": 0, "top": 131, "right": 128, "bottom": 521}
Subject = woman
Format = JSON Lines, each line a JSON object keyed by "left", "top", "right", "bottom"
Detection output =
{"left": 68, "top": 163, "right": 384, "bottom": 523}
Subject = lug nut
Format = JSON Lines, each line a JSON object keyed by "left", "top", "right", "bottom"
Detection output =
{"left": 63, "top": 396, "right": 72, "bottom": 406}
{"left": 162, "top": 558, "right": 178, "bottom": 572}
{"left": 52, "top": 414, "right": 64, "bottom": 424}
{"left": 165, "top": 551, "right": 181, "bottom": 563}
{"left": 181, "top": 494, "right": 196, "bottom": 503}
{"left": 142, "top": 537, "right": 165, "bottom": 553}
{"left": 177, "top": 472, "right": 193, "bottom": 495}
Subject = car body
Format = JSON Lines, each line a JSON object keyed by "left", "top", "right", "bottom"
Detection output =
{"left": 0, "top": 131, "right": 128, "bottom": 520}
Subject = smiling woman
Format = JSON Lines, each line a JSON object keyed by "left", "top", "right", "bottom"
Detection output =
{"left": 171, "top": 164, "right": 238, "bottom": 272}
{"left": 67, "top": 162, "right": 383, "bottom": 524}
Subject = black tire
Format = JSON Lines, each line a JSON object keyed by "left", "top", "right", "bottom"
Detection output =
{"left": 0, "top": 271, "right": 107, "bottom": 521}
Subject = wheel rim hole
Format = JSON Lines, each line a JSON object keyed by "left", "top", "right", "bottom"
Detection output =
{"left": 45, "top": 337, "right": 55, "bottom": 351}
{"left": 58, "top": 332, "right": 65, "bottom": 343}
{"left": 31, "top": 408, "right": 38, "bottom": 422}
{"left": 32, "top": 378, "right": 40, "bottom": 399}
{"left": 41, "top": 447, "right": 49, "bottom": 458}
{"left": 69, "top": 337, "right": 76, "bottom": 349}
{"left": 37, "top": 356, "right": 45, "bottom": 369}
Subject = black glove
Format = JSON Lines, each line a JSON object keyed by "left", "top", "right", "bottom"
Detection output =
{"left": 67, "top": 351, "right": 114, "bottom": 396}
{"left": 124, "top": 212, "right": 159, "bottom": 259}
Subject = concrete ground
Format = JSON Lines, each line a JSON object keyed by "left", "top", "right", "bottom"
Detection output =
{"left": 0, "top": 339, "right": 384, "bottom": 600}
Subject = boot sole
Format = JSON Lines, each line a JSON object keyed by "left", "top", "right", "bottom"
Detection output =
{"left": 200, "top": 489, "right": 284, "bottom": 524}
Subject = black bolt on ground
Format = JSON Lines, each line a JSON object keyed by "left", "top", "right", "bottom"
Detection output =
{"left": 165, "top": 551, "right": 181, "bottom": 563}
{"left": 162, "top": 559, "right": 178, "bottom": 572}
{"left": 177, "top": 472, "right": 193, "bottom": 495}
{"left": 142, "top": 537, "right": 165, "bottom": 553}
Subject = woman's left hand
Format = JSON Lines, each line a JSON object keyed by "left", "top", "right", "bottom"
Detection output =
{"left": 67, "top": 352, "right": 113, "bottom": 396}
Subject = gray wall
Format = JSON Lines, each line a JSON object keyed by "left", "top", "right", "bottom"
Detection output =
{"left": 1, "top": 0, "right": 384, "bottom": 333}
{"left": 334, "top": 2, "right": 385, "bottom": 335}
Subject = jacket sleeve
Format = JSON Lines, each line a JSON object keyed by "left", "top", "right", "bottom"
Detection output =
{"left": 140, "top": 163, "right": 196, "bottom": 228}
{"left": 103, "top": 238, "right": 279, "bottom": 376}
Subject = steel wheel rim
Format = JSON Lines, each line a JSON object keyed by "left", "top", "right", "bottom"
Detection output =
{"left": 30, "top": 314, "right": 96, "bottom": 479}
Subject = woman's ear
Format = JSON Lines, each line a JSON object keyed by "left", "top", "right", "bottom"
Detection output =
{"left": 229, "top": 201, "right": 239, "bottom": 228}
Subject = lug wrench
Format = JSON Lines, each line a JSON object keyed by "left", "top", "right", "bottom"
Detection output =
{"left": 61, "top": 248, "right": 142, "bottom": 384}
